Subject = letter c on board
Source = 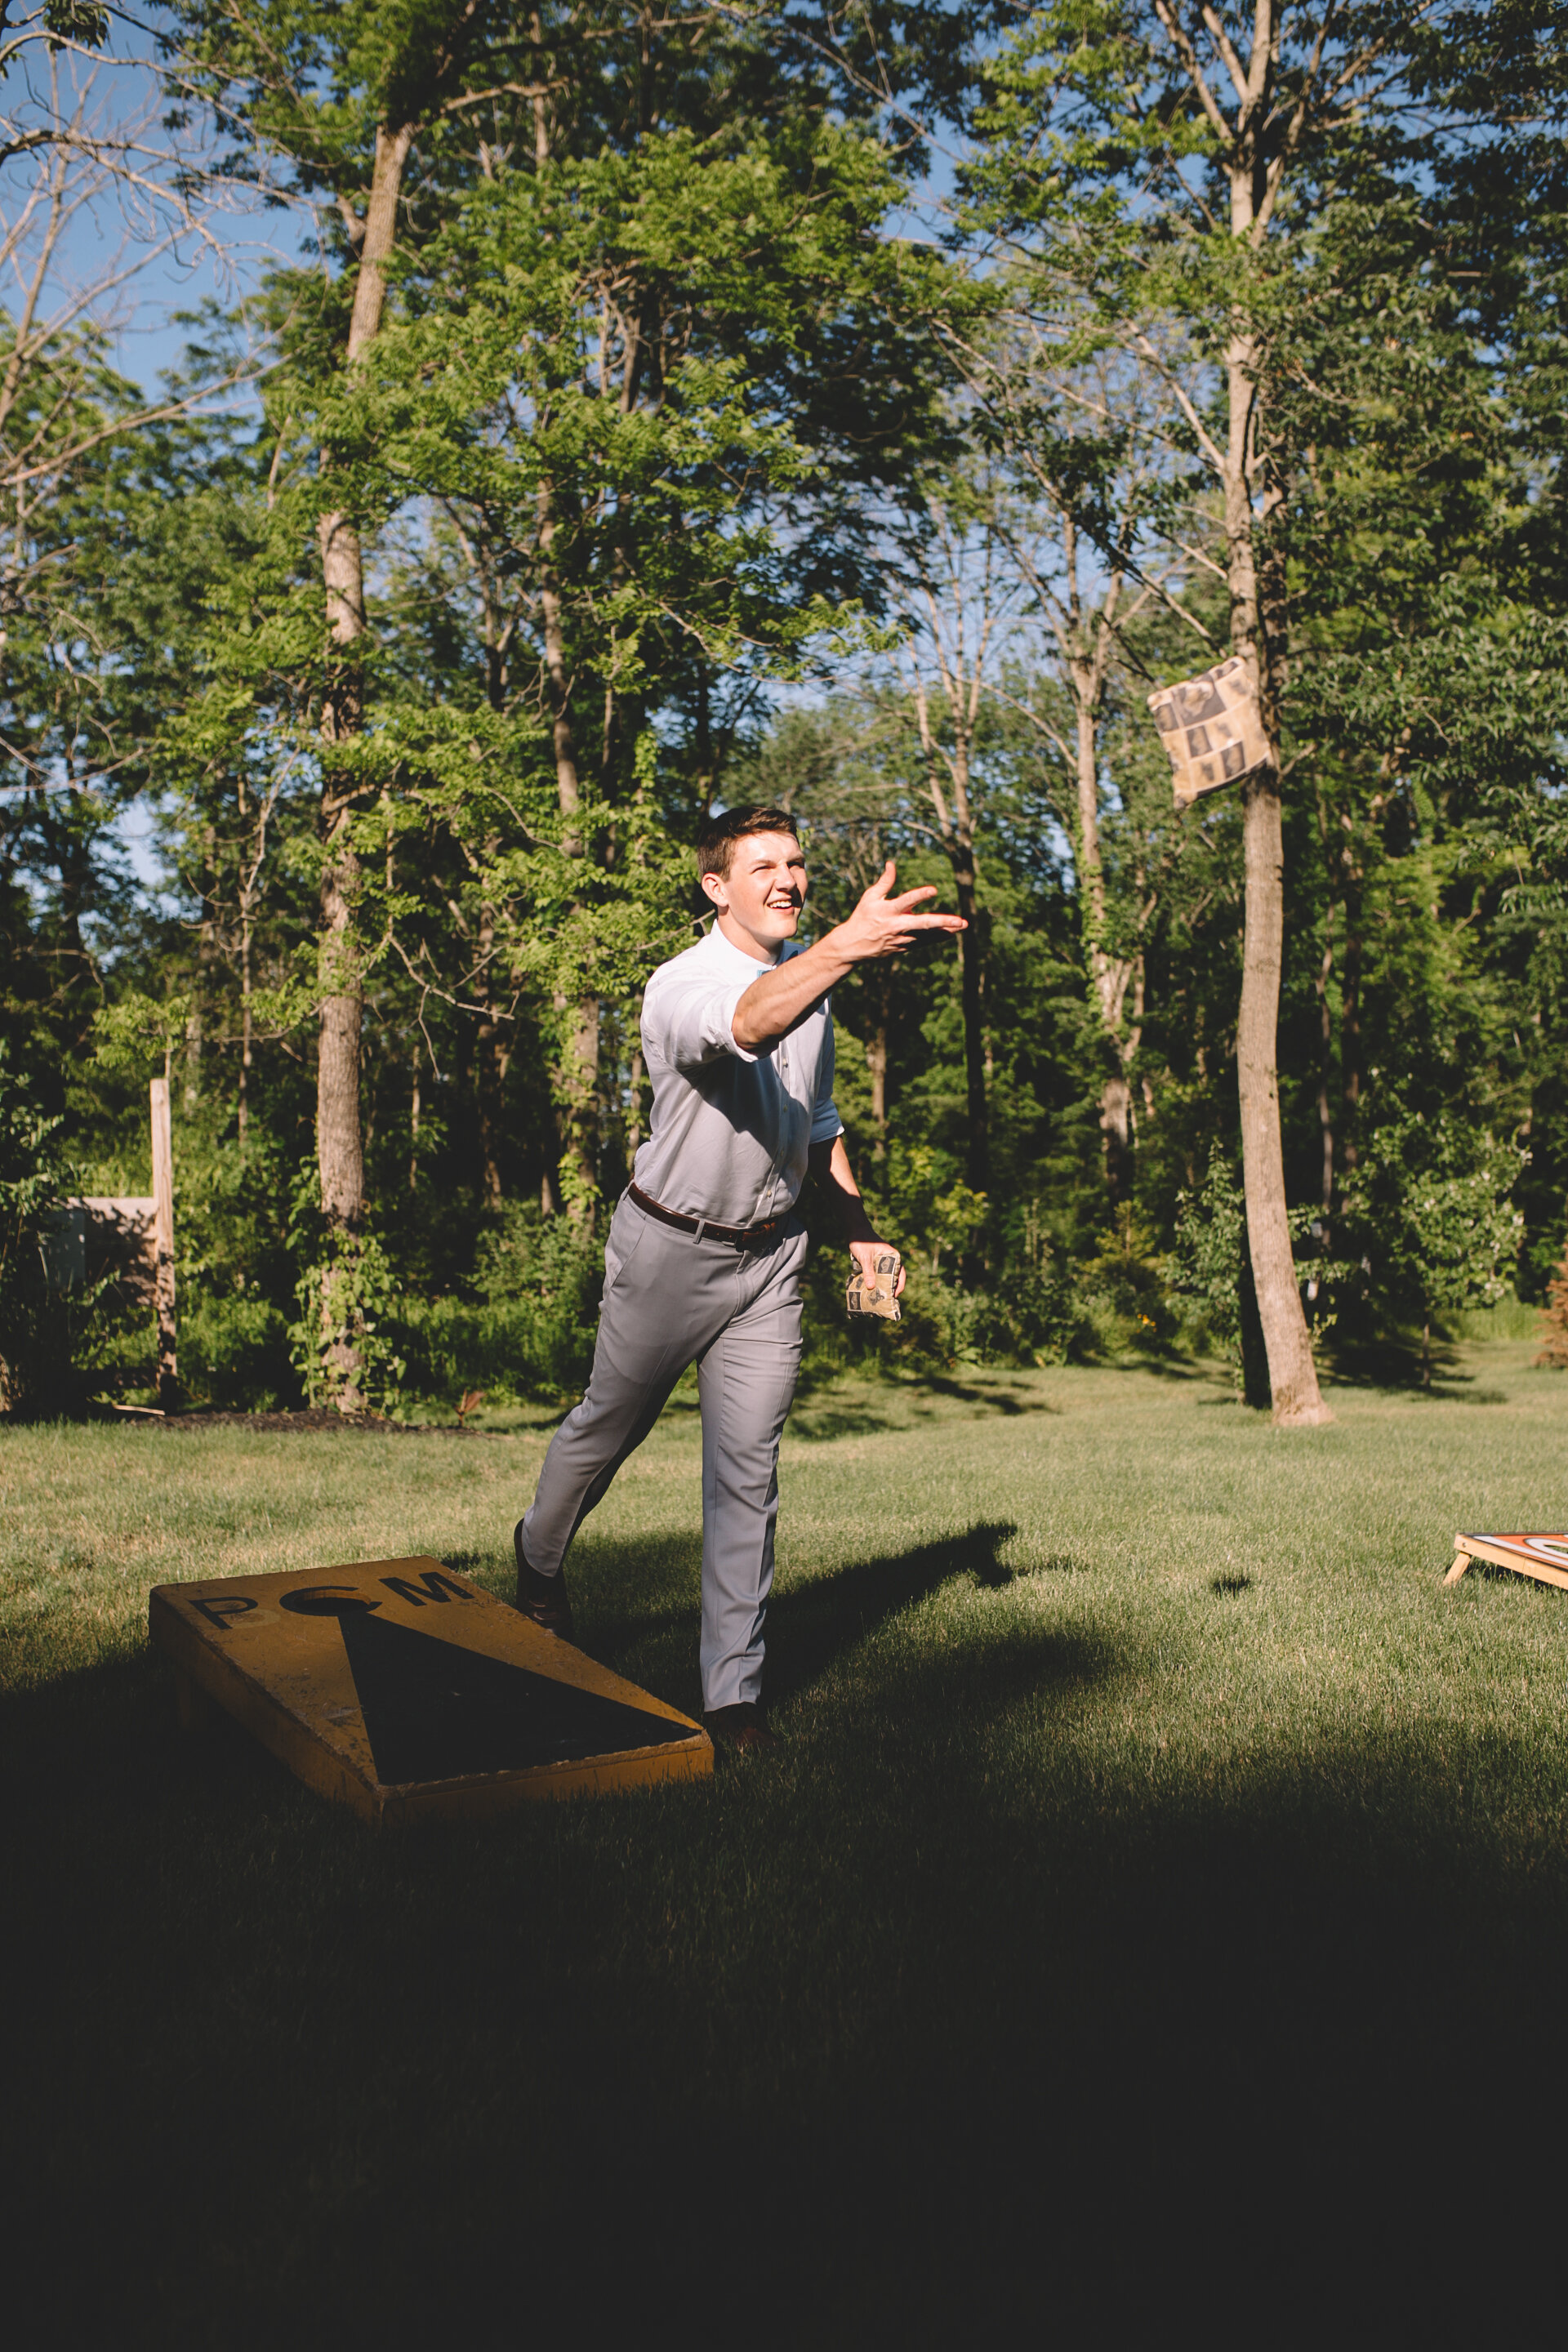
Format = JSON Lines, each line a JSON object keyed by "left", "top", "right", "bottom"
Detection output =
{"left": 279, "top": 1586, "right": 381, "bottom": 1618}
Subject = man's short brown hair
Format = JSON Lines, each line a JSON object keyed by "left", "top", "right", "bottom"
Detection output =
{"left": 697, "top": 804, "right": 800, "bottom": 880}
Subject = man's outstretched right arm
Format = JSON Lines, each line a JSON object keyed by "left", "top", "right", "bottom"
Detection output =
{"left": 731, "top": 863, "right": 966, "bottom": 1053}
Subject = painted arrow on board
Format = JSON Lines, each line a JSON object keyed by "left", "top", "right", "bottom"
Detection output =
{"left": 151, "top": 1559, "right": 711, "bottom": 1820}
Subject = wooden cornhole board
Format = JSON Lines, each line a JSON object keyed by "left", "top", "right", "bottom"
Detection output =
{"left": 149, "top": 1559, "right": 711, "bottom": 1822}
{"left": 1445, "top": 1533, "right": 1568, "bottom": 1592}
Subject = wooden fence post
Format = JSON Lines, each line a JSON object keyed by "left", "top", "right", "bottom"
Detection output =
{"left": 150, "top": 1076, "right": 178, "bottom": 1412}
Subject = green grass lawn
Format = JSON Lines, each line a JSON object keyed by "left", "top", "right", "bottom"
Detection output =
{"left": 6, "top": 1346, "right": 1568, "bottom": 2340}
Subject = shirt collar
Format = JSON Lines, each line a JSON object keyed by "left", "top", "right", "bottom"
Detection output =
{"left": 700, "top": 916, "right": 785, "bottom": 976}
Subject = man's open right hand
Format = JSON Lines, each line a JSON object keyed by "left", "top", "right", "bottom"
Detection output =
{"left": 731, "top": 861, "right": 965, "bottom": 1053}
{"left": 831, "top": 862, "right": 967, "bottom": 964}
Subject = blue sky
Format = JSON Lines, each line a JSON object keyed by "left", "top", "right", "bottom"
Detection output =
{"left": 30, "top": 21, "right": 292, "bottom": 399}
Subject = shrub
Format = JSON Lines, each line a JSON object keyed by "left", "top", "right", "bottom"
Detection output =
{"left": 0, "top": 1051, "right": 76, "bottom": 1417}
{"left": 1168, "top": 1147, "right": 1250, "bottom": 1374}
{"left": 183, "top": 1292, "right": 297, "bottom": 1411}
{"left": 290, "top": 1230, "right": 408, "bottom": 1414}
{"left": 399, "top": 1205, "right": 604, "bottom": 1406}
{"left": 964, "top": 1262, "right": 1094, "bottom": 1365}
{"left": 1166, "top": 1147, "right": 1273, "bottom": 1401}
{"left": 1083, "top": 1206, "right": 1169, "bottom": 1352}
{"left": 1339, "top": 1113, "right": 1526, "bottom": 1382}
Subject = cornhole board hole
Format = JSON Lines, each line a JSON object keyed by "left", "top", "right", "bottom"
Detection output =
{"left": 1444, "top": 1533, "right": 1568, "bottom": 1592}
{"left": 149, "top": 1559, "right": 711, "bottom": 1821}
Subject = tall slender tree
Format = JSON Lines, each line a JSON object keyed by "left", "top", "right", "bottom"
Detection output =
{"left": 964, "top": 2, "right": 1530, "bottom": 1420}
{"left": 168, "top": 0, "right": 537, "bottom": 1396}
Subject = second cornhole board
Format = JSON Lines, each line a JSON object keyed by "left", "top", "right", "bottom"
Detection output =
{"left": 1445, "top": 1533, "right": 1568, "bottom": 1592}
{"left": 149, "top": 1559, "right": 711, "bottom": 1821}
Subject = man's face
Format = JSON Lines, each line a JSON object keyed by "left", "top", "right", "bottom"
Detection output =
{"left": 701, "top": 831, "right": 808, "bottom": 956}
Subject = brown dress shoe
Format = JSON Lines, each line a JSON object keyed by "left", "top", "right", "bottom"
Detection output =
{"left": 702, "top": 1701, "right": 779, "bottom": 1753}
{"left": 514, "top": 1521, "right": 574, "bottom": 1640}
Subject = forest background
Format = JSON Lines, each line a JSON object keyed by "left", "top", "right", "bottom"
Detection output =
{"left": 2, "top": 0, "right": 1566, "bottom": 1423}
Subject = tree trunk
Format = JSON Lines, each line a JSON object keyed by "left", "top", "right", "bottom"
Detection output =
{"left": 151, "top": 1076, "right": 178, "bottom": 1414}
{"left": 236, "top": 775, "right": 261, "bottom": 1146}
{"left": 475, "top": 902, "right": 509, "bottom": 1209}
{"left": 476, "top": 1022, "right": 508, "bottom": 1209}
{"left": 550, "top": 987, "right": 599, "bottom": 1206}
{"left": 314, "top": 120, "right": 413, "bottom": 1410}
{"left": 1316, "top": 931, "right": 1334, "bottom": 1223}
{"left": 238, "top": 847, "right": 255, "bottom": 1147}
{"left": 538, "top": 480, "right": 599, "bottom": 1212}
{"left": 1064, "top": 542, "right": 1146, "bottom": 1208}
{"left": 866, "top": 1020, "right": 889, "bottom": 1163}
{"left": 1341, "top": 875, "right": 1363, "bottom": 1169}
{"left": 951, "top": 845, "right": 987, "bottom": 1187}
{"left": 626, "top": 1044, "right": 645, "bottom": 1157}
{"left": 185, "top": 826, "right": 216, "bottom": 1109}
{"left": 1236, "top": 768, "right": 1323, "bottom": 1419}
{"left": 1077, "top": 693, "right": 1123, "bottom": 1200}
{"left": 912, "top": 673, "right": 987, "bottom": 1189}
{"left": 1200, "top": 3, "right": 1330, "bottom": 1426}
{"left": 1100, "top": 1074, "right": 1132, "bottom": 1203}
{"left": 1223, "top": 317, "right": 1330, "bottom": 1425}
{"left": 945, "top": 723, "right": 987, "bottom": 1192}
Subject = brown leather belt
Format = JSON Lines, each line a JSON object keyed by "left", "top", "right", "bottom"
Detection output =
{"left": 626, "top": 1181, "right": 786, "bottom": 1246}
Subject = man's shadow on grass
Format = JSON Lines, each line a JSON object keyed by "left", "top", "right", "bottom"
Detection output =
{"left": 565, "top": 1521, "right": 1123, "bottom": 1721}
{"left": 764, "top": 1521, "right": 1127, "bottom": 1710}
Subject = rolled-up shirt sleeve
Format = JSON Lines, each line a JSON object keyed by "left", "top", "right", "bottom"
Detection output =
{"left": 809, "top": 1009, "right": 843, "bottom": 1144}
{"left": 633, "top": 929, "right": 842, "bottom": 1220}
{"left": 647, "top": 965, "right": 758, "bottom": 1069}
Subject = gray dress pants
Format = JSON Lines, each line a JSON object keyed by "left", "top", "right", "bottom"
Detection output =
{"left": 519, "top": 1193, "right": 809, "bottom": 1711}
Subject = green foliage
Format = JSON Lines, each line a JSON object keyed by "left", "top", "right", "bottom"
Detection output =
{"left": 181, "top": 1290, "right": 296, "bottom": 1413}
{"left": 91, "top": 995, "right": 193, "bottom": 1081}
{"left": 289, "top": 1229, "right": 408, "bottom": 1414}
{"left": 43, "top": 0, "right": 108, "bottom": 42}
{"left": 954, "top": 1258, "right": 1095, "bottom": 1370}
{"left": 1168, "top": 1147, "right": 1249, "bottom": 1371}
{"left": 1340, "top": 1116, "right": 1527, "bottom": 1346}
{"left": 884, "top": 1147, "right": 988, "bottom": 1279}
{"left": 1169, "top": 1144, "right": 1357, "bottom": 1395}
{"left": 0, "top": 1049, "right": 62, "bottom": 1276}
{"left": 399, "top": 1205, "right": 604, "bottom": 1405}
{"left": 0, "top": 1049, "right": 69, "bottom": 1414}
{"left": 1084, "top": 1206, "right": 1168, "bottom": 1348}
{"left": 4, "top": 1, "right": 1568, "bottom": 1416}
{"left": 166, "top": 1120, "right": 305, "bottom": 1409}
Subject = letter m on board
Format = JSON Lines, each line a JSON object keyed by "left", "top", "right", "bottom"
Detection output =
{"left": 380, "top": 1568, "right": 474, "bottom": 1607}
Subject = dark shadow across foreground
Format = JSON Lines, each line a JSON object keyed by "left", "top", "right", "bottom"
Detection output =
{"left": 6, "top": 1539, "right": 1568, "bottom": 2341}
